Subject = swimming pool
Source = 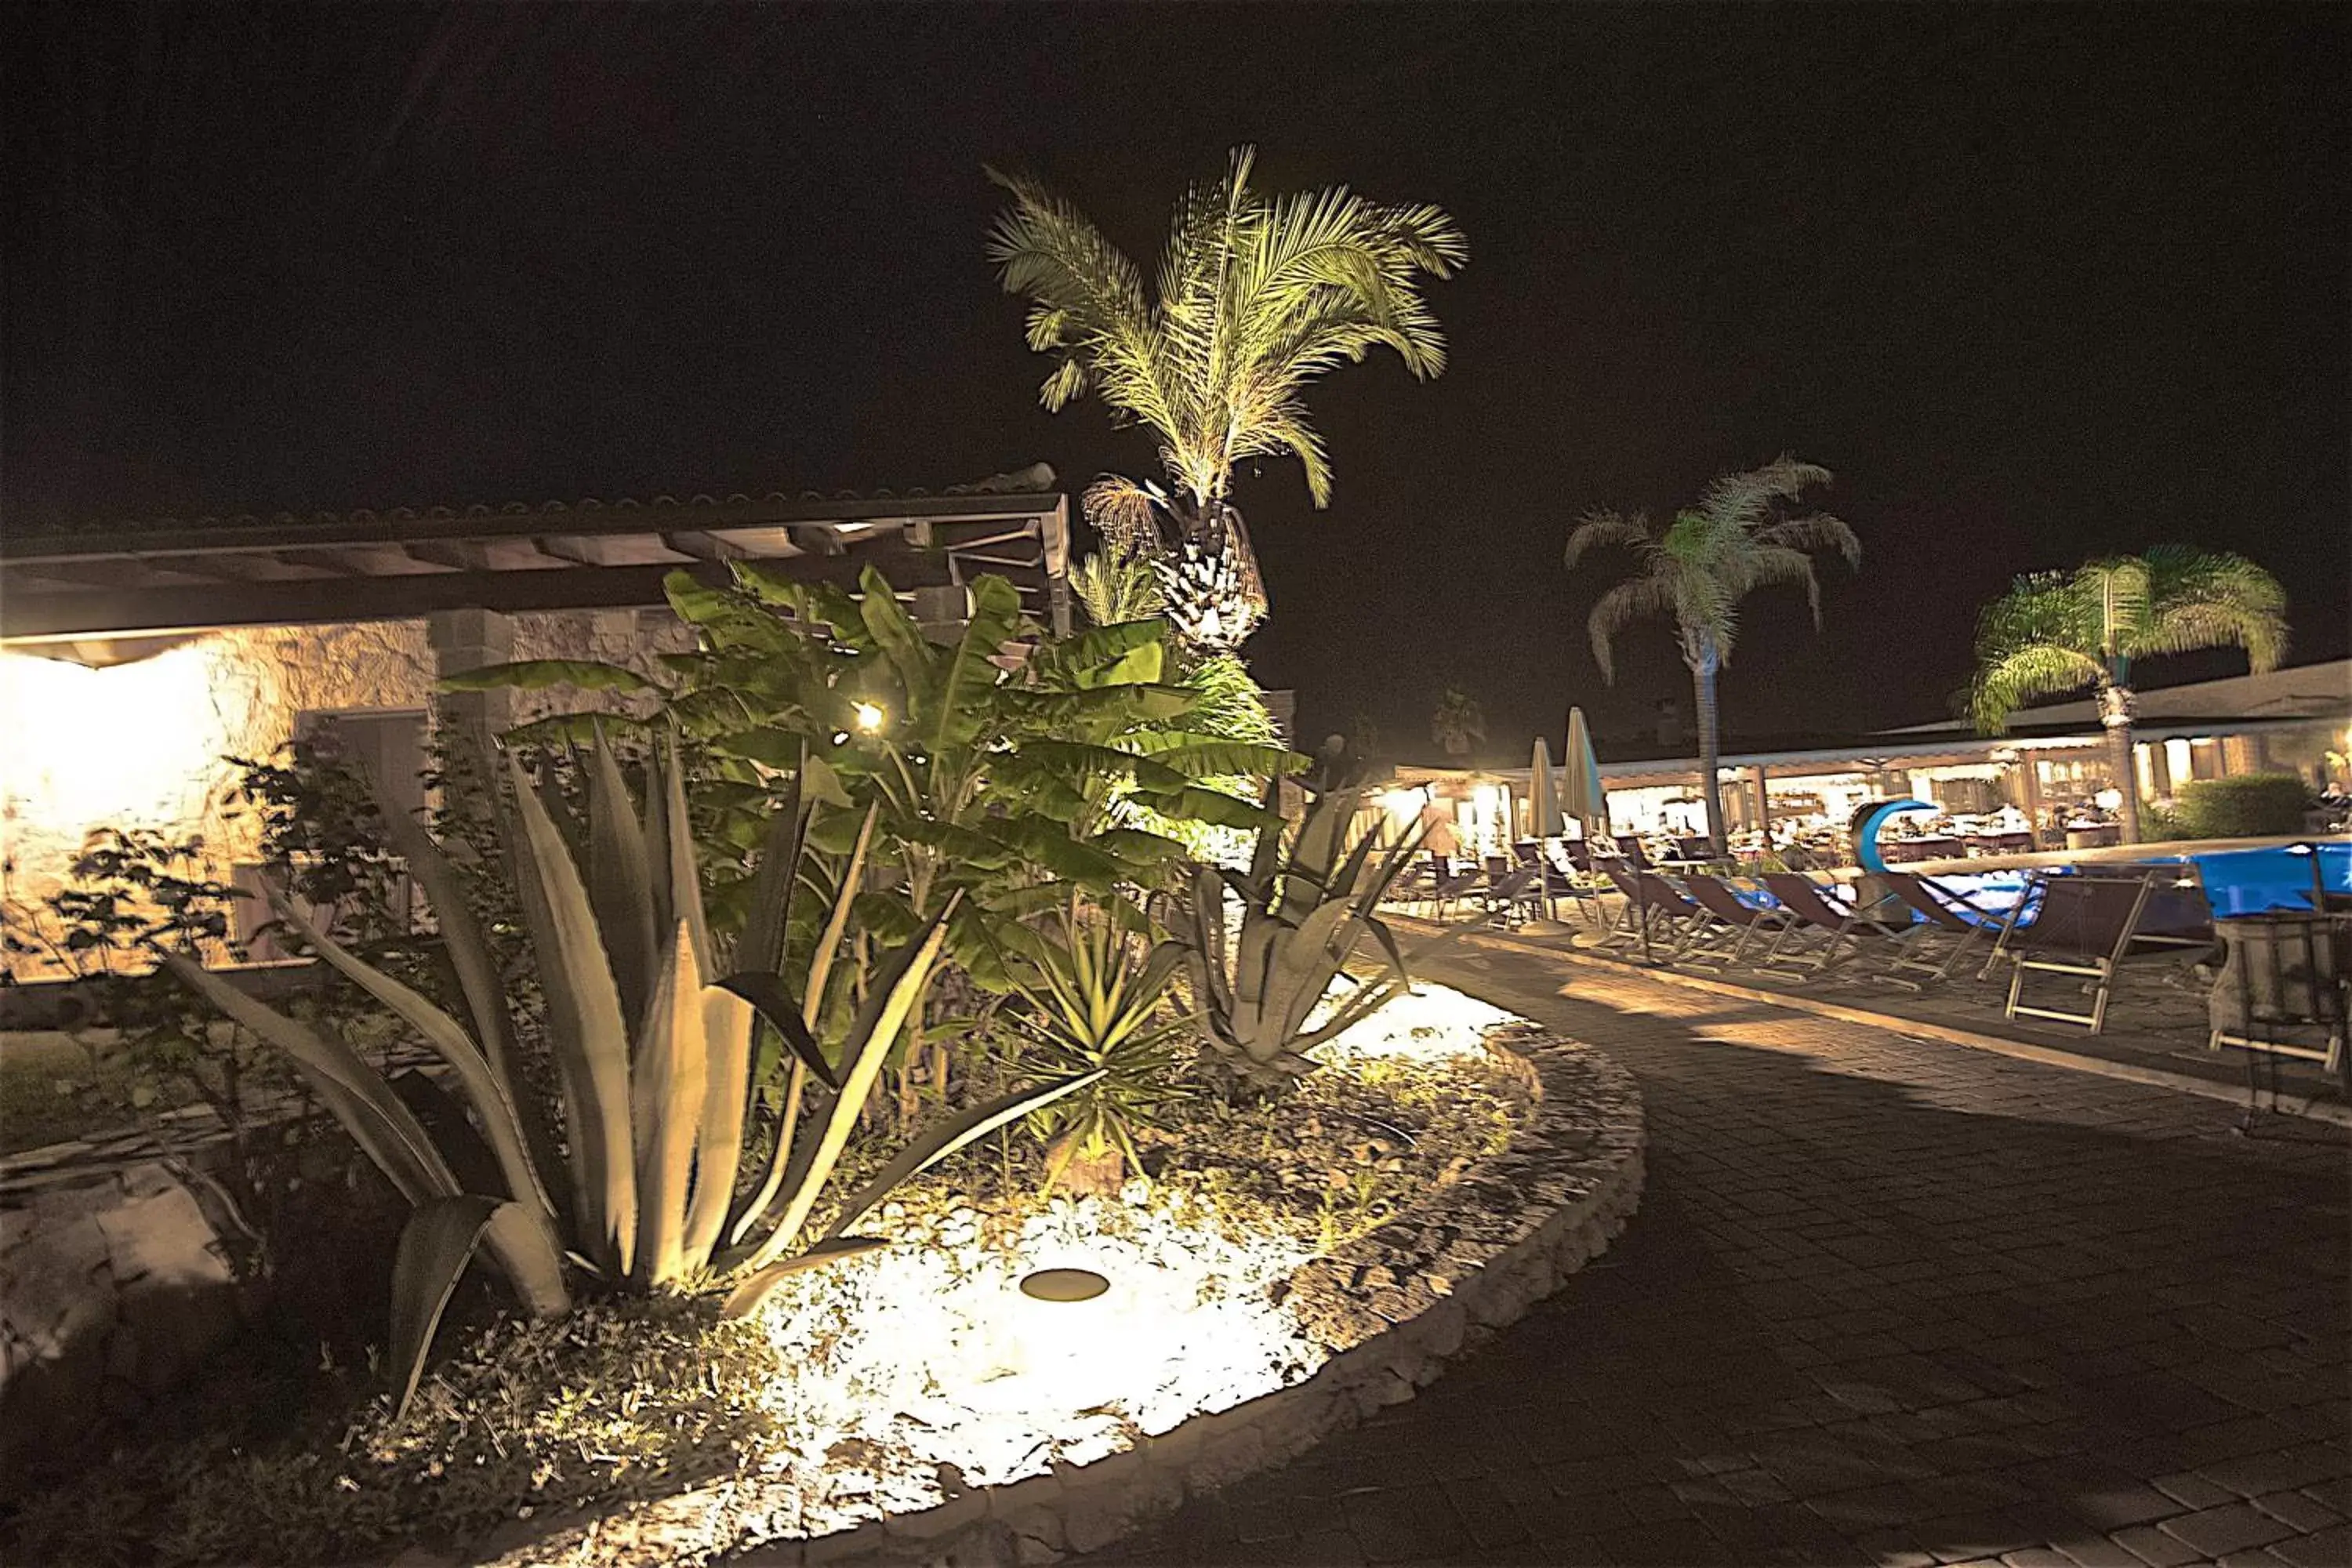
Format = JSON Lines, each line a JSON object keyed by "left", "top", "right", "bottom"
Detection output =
{"left": 1871, "top": 842, "right": 2350, "bottom": 924}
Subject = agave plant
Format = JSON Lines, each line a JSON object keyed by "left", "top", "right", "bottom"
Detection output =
{"left": 1171, "top": 782, "right": 1433, "bottom": 1091}
{"left": 997, "top": 896, "right": 1193, "bottom": 1192}
{"left": 161, "top": 733, "right": 1094, "bottom": 1415}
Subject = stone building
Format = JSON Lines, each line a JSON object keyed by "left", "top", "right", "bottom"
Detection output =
{"left": 0, "top": 473, "right": 1071, "bottom": 981}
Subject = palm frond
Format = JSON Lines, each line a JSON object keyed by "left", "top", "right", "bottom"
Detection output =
{"left": 1697, "top": 456, "right": 1835, "bottom": 534}
{"left": 1754, "top": 510, "right": 1862, "bottom": 569}
{"left": 1587, "top": 575, "right": 1681, "bottom": 683}
{"left": 1971, "top": 644, "right": 2103, "bottom": 733}
{"left": 2128, "top": 546, "right": 2288, "bottom": 670}
{"left": 1563, "top": 510, "right": 1655, "bottom": 572}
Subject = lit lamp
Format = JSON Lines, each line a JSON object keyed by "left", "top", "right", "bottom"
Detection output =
{"left": 984, "top": 1266, "right": 1117, "bottom": 1406}
{"left": 854, "top": 701, "right": 886, "bottom": 734}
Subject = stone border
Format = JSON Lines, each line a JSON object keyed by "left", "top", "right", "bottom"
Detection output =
{"left": 717, "top": 1022, "right": 1646, "bottom": 1567}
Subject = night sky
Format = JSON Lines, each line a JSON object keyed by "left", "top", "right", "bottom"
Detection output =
{"left": 7, "top": 3, "right": 2346, "bottom": 759}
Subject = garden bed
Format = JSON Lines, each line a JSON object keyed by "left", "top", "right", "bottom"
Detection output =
{"left": 2, "top": 983, "right": 1643, "bottom": 1567}
{"left": 474, "top": 983, "right": 1642, "bottom": 1568}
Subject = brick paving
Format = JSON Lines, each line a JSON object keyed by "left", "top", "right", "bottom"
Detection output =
{"left": 1085, "top": 949, "right": 2350, "bottom": 1567}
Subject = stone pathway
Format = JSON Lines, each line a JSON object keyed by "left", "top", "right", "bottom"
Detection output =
{"left": 1085, "top": 949, "right": 2350, "bottom": 1567}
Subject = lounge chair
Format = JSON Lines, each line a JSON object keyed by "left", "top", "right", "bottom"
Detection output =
{"left": 1755, "top": 872, "right": 1917, "bottom": 976}
{"left": 1613, "top": 834, "right": 1655, "bottom": 871}
{"left": 1593, "top": 866, "right": 1702, "bottom": 960}
{"left": 1873, "top": 872, "right": 2007, "bottom": 989}
{"left": 1681, "top": 873, "right": 1800, "bottom": 968}
{"left": 2205, "top": 911, "right": 2349, "bottom": 1083}
{"left": 1988, "top": 869, "right": 2175, "bottom": 1032}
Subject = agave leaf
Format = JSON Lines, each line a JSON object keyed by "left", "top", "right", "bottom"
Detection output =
{"left": 820, "top": 1069, "right": 1103, "bottom": 1241}
{"left": 260, "top": 887, "right": 554, "bottom": 1225}
{"left": 387, "top": 1069, "right": 505, "bottom": 1196}
{"left": 804, "top": 804, "right": 877, "bottom": 1030}
{"left": 586, "top": 729, "right": 659, "bottom": 1029}
{"left": 353, "top": 761, "right": 521, "bottom": 1084}
{"left": 711, "top": 973, "right": 838, "bottom": 1089}
{"left": 630, "top": 922, "right": 708, "bottom": 1285}
{"left": 503, "top": 754, "right": 638, "bottom": 1279}
{"left": 737, "top": 756, "right": 812, "bottom": 977}
{"left": 157, "top": 951, "right": 456, "bottom": 1204}
{"left": 389, "top": 1195, "right": 501, "bottom": 1418}
{"left": 718, "top": 1236, "right": 890, "bottom": 1320}
{"left": 438, "top": 659, "right": 660, "bottom": 694}
{"left": 748, "top": 897, "right": 956, "bottom": 1267}
{"left": 503, "top": 712, "right": 657, "bottom": 749}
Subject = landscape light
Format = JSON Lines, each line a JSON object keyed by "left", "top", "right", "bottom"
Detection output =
{"left": 854, "top": 701, "right": 885, "bottom": 733}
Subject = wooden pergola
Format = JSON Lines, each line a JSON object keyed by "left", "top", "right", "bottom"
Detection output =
{"left": 0, "top": 484, "right": 1072, "bottom": 655}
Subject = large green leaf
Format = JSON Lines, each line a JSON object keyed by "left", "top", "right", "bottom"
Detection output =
{"left": 928, "top": 575, "right": 1025, "bottom": 754}
{"left": 1133, "top": 783, "right": 1283, "bottom": 831}
{"left": 1126, "top": 740, "right": 1310, "bottom": 779}
{"left": 388, "top": 1196, "right": 499, "bottom": 1418}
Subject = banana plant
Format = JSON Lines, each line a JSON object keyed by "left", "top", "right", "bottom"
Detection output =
{"left": 444, "top": 563, "right": 1308, "bottom": 983}
{"left": 1171, "top": 782, "right": 1439, "bottom": 1091}
{"left": 161, "top": 731, "right": 1095, "bottom": 1415}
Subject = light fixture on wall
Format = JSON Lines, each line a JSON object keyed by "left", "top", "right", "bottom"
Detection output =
{"left": 5, "top": 633, "right": 199, "bottom": 669}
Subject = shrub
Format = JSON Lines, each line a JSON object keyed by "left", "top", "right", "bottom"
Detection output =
{"left": 2175, "top": 773, "right": 2314, "bottom": 839}
{"left": 4, "top": 1296, "right": 783, "bottom": 1567}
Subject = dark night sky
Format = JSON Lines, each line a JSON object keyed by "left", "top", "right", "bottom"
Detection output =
{"left": 6, "top": 2, "right": 2346, "bottom": 758}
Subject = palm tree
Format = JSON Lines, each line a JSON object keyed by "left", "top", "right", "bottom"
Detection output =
{"left": 1431, "top": 688, "right": 1485, "bottom": 761}
{"left": 1971, "top": 546, "right": 2287, "bottom": 843}
{"left": 988, "top": 146, "right": 1466, "bottom": 647}
{"left": 1566, "top": 457, "right": 1860, "bottom": 855}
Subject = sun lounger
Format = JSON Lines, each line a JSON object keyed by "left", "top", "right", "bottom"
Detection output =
{"left": 1989, "top": 869, "right": 2176, "bottom": 1033}
{"left": 1755, "top": 872, "right": 1916, "bottom": 976}
{"left": 1873, "top": 872, "right": 2007, "bottom": 989}
{"left": 1680, "top": 873, "right": 1800, "bottom": 968}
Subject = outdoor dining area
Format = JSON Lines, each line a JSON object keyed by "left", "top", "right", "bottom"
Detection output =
{"left": 1374, "top": 717, "right": 2350, "bottom": 1098}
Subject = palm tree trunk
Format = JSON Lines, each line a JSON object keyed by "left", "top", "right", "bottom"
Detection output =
{"left": 1691, "top": 649, "right": 1727, "bottom": 855}
{"left": 2107, "top": 724, "right": 2143, "bottom": 844}
{"left": 2099, "top": 679, "right": 2143, "bottom": 844}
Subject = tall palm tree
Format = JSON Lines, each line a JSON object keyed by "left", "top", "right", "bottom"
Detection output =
{"left": 1971, "top": 546, "right": 2288, "bottom": 843}
{"left": 987, "top": 146, "right": 1466, "bottom": 648}
{"left": 1567, "top": 458, "right": 1860, "bottom": 855}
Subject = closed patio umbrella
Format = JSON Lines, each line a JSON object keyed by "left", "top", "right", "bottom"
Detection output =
{"left": 1561, "top": 706, "right": 1606, "bottom": 832}
{"left": 1529, "top": 738, "right": 1566, "bottom": 838}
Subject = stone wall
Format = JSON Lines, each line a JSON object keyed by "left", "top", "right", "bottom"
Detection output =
{"left": 1, "top": 619, "right": 434, "bottom": 977}
{"left": 0, "top": 1160, "right": 241, "bottom": 1497}
{"left": 0, "top": 608, "right": 699, "bottom": 982}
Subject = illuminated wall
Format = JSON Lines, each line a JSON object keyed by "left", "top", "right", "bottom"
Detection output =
{"left": 2, "top": 609, "right": 699, "bottom": 980}
{"left": 0, "top": 622, "right": 435, "bottom": 972}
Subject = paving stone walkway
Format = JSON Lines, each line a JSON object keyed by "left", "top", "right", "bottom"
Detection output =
{"left": 1087, "top": 950, "right": 2350, "bottom": 1568}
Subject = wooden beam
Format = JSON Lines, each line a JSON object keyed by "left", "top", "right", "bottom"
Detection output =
{"left": 660, "top": 530, "right": 748, "bottom": 562}
{"left": 2, "top": 535, "right": 1048, "bottom": 641}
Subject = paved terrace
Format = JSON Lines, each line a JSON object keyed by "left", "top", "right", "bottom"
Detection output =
{"left": 1389, "top": 898, "right": 2347, "bottom": 1115}
{"left": 1087, "top": 949, "right": 2350, "bottom": 1568}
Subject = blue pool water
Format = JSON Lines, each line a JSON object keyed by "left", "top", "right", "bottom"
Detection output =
{"left": 1852, "top": 843, "right": 2350, "bottom": 924}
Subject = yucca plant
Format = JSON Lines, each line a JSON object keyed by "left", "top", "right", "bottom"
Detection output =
{"left": 161, "top": 733, "right": 1094, "bottom": 1415}
{"left": 1171, "top": 782, "right": 1433, "bottom": 1091}
{"left": 997, "top": 896, "right": 1193, "bottom": 1192}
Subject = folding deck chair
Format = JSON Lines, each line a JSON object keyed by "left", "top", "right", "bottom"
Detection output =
{"left": 1989, "top": 869, "right": 2171, "bottom": 1033}
{"left": 1874, "top": 872, "right": 2008, "bottom": 989}
{"left": 1680, "top": 873, "right": 1799, "bottom": 969}
{"left": 1755, "top": 873, "right": 1917, "bottom": 976}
